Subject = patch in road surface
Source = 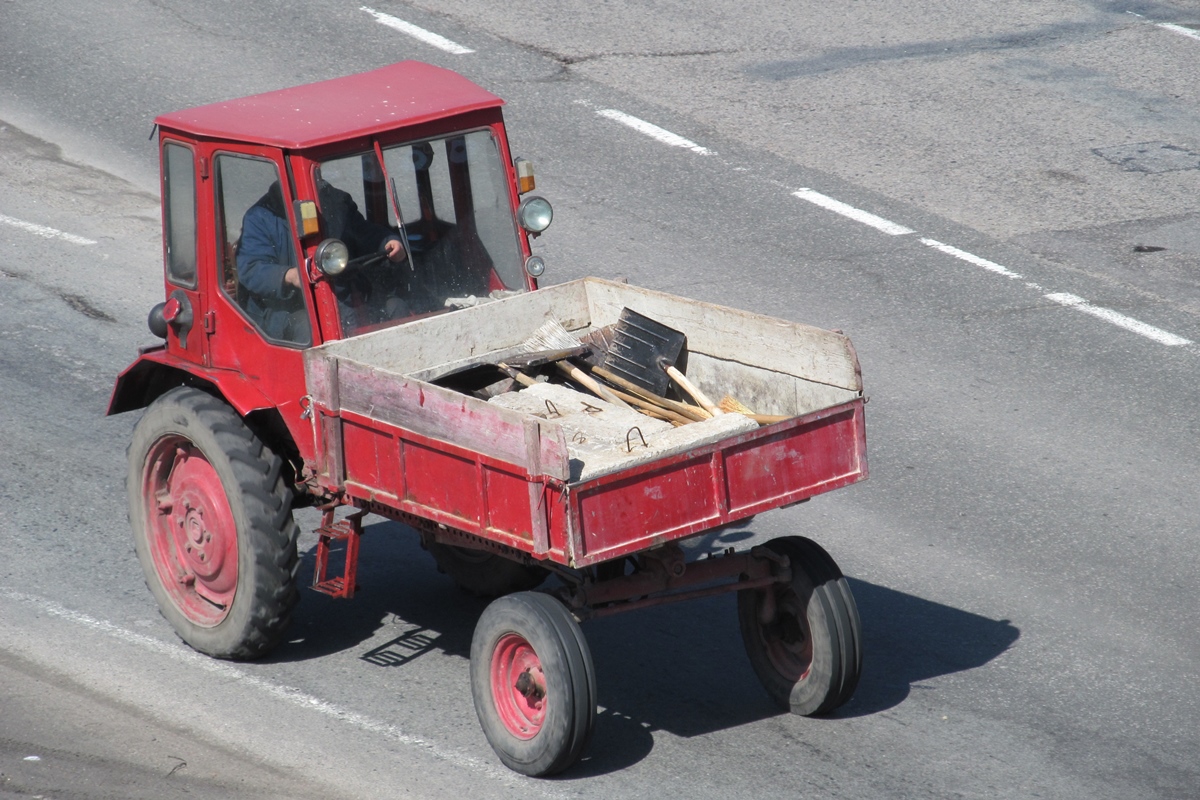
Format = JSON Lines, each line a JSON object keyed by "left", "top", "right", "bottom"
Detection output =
{"left": 1092, "top": 141, "right": 1200, "bottom": 174}
{"left": 747, "top": 21, "right": 1101, "bottom": 79}
{"left": 1015, "top": 211, "right": 1200, "bottom": 315}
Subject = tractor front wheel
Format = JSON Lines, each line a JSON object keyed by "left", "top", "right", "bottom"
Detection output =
{"left": 127, "top": 387, "right": 299, "bottom": 659}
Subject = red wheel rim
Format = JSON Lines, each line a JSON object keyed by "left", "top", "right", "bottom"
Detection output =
{"left": 141, "top": 435, "right": 238, "bottom": 626}
{"left": 490, "top": 633, "right": 546, "bottom": 739}
{"left": 760, "top": 593, "right": 813, "bottom": 682}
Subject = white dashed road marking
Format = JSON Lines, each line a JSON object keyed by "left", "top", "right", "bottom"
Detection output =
{"left": 920, "top": 238, "right": 1024, "bottom": 279}
{"left": 577, "top": 102, "right": 713, "bottom": 155}
{"left": 793, "top": 189, "right": 914, "bottom": 235}
{"left": 361, "top": 6, "right": 474, "bottom": 54}
{"left": 1157, "top": 22, "right": 1200, "bottom": 43}
{"left": 1044, "top": 293, "right": 1192, "bottom": 346}
{"left": 575, "top": 92, "right": 1192, "bottom": 349}
{"left": 0, "top": 213, "right": 96, "bottom": 245}
{"left": 784, "top": 195, "right": 1192, "bottom": 347}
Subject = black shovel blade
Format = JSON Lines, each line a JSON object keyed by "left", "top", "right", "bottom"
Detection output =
{"left": 602, "top": 308, "right": 687, "bottom": 396}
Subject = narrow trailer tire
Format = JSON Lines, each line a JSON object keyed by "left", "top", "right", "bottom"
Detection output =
{"left": 470, "top": 592, "right": 596, "bottom": 776}
{"left": 738, "top": 536, "right": 862, "bottom": 715}
{"left": 426, "top": 542, "right": 548, "bottom": 598}
{"left": 127, "top": 387, "right": 300, "bottom": 660}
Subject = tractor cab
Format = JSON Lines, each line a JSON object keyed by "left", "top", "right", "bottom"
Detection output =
{"left": 110, "top": 61, "right": 551, "bottom": 461}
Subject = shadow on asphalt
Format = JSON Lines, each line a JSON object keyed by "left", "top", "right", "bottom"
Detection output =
{"left": 263, "top": 517, "right": 1019, "bottom": 775}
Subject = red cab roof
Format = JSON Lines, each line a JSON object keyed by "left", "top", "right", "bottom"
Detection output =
{"left": 155, "top": 61, "right": 504, "bottom": 149}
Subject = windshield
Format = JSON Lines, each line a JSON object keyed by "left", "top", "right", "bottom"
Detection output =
{"left": 316, "top": 129, "right": 527, "bottom": 338}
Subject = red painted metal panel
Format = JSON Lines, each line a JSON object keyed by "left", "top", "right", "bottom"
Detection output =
{"left": 155, "top": 62, "right": 503, "bottom": 149}
{"left": 326, "top": 393, "right": 863, "bottom": 571}
{"left": 342, "top": 418, "right": 382, "bottom": 489}
{"left": 483, "top": 468, "right": 535, "bottom": 543}
{"left": 560, "top": 399, "right": 867, "bottom": 567}
{"left": 401, "top": 440, "right": 484, "bottom": 528}
{"left": 724, "top": 405, "right": 863, "bottom": 513}
{"left": 577, "top": 458, "right": 720, "bottom": 560}
{"left": 341, "top": 418, "right": 405, "bottom": 493}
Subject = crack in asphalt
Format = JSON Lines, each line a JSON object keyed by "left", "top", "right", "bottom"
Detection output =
{"left": 0, "top": 268, "right": 117, "bottom": 323}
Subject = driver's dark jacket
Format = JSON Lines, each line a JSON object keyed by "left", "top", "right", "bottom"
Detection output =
{"left": 236, "top": 189, "right": 299, "bottom": 340}
{"left": 235, "top": 183, "right": 400, "bottom": 339}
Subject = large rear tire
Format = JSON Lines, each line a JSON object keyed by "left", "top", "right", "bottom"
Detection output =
{"left": 738, "top": 536, "right": 861, "bottom": 715}
{"left": 426, "top": 542, "right": 547, "bottom": 597}
{"left": 127, "top": 386, "right": 300, "bottom": 659}
{"left": 470, "top": 592, "right": 596, "bottom": 776}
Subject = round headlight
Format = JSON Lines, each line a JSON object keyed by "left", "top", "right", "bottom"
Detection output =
{"left": 518, "top": 196, "right": 553, "bottom": 233}
{"left": 524, "top": 255, "right": 546, "bottom": 278}
{"left": 314, "top": 238, "right": 349, "bottom": 276}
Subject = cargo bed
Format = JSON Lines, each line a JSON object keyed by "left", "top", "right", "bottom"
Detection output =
{"left": 303, "top": 277, "right": 867, "bottom": 567}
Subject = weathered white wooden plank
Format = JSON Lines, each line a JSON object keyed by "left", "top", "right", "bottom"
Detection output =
{"left": 303, "top": 350, "right": 340, "bottom": 410}
{"left": 333, "top": 357, "right": 570, "bottom": 480}
{"left": 307, "top": 282, "right": 591, "bottom": 377}
{"left": 686, "top": 353, "right": 858, "bottom": 417}
{"left": 580, "top": 278, "right": 861, "bottom": 392}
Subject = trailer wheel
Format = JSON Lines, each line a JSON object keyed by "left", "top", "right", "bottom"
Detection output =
{"left": 738, "top": 536, "right": 861, "bottom": 715}
{"left": 127, "top": 387, "right": 300, "bottom": 660}
{"left": 470, "top": 592, "right": 596, "bottom": 776}
{"left": 426, "top": 542, "right": 547, "bottom": 597}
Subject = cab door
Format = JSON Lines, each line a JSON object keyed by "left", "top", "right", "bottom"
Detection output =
{"left": 160, "top": 139, "right": 209, "bottom": 367}
{"left": 202, "top": 145, "right": 313, "bottom": 433}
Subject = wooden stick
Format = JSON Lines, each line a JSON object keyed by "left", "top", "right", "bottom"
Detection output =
{"left": 592, "top": 366, "right": 711, "bottom": 421}
{"left": 555, "top": 362, "right": 634, "bottom": 410}
{"left": 606, "top": 388, "right": 695, "bottom": 425}
{"left": 497, "top": 363, "right": 538, "bottom": 388}
{"left": 663, "top": 364, "right": 723, "bottom": 415}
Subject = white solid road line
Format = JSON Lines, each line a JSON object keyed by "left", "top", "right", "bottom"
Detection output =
{"left": 583, "top": 104, "right": 714, "bottom": 155}
{"left": 1044, "top": 293, "right": 1193, "bottom": 346}
{"left": 792, "top": 189, "right": 914, "bottom": 235}
{"left": 361, "top": 6, "right": 474, "bottom": 55}
{"left": 0, "top": 589, "right": 554, "bottom": 794}
{"left": 0, "top": 213, "right": 96, "bottom": 245}
{"left": 1157, "top": 22, "right": 1200, "bottom": 42}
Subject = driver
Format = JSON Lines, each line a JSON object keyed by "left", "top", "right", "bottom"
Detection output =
{"left": 235, "top": 181, "right": 308, "bottom": 341}
{"left": 236, "top": 179, "right": 407, "bottom": 339}
{"left": 315, "top": 174, "right": 409, "bottom": 329}
{"left": 315, "top": 177, "right": 405, "bottom": 265}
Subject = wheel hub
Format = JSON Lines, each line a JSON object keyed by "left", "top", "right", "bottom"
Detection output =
{"left": 762, "top": 593, "right": 813, "bottom": 681}
{"left": 491, "top": 633, "right": 546, "bottom": 739}
{"left": 143, "top": 437, "right": 239, "bottom": 626}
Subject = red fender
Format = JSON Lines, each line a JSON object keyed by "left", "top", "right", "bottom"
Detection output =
{"left": 108, "top": 347, "right": 274, "bottom": 418}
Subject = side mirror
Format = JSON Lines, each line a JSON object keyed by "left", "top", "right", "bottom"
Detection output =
{"left": 314, "top": 238, "right": 350, "bottom": 276}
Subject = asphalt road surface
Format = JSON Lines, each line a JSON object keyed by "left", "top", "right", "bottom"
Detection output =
{"left": 1, "top": 1, "right": 1197, "bottom": 798}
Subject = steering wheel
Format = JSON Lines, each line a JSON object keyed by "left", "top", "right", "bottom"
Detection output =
{"left": 344, "top": 251, "right": 388, "bottom": 271}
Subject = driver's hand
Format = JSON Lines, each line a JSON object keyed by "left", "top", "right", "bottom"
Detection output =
{"left": 384, "top": 239, "right": 406, "bottom": 262}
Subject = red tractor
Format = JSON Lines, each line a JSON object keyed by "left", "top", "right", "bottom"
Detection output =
{"left": 110, "top": 62, "right": 868, "bottom": 776}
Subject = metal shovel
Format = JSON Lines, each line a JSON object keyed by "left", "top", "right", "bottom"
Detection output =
{"left": 603, "top": 308, "right": 723, "bottom": 415}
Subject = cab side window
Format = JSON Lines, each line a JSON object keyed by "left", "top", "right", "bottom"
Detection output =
{"left": 214, "top": 155, "right": 311, "bottom": 346}
{"left": 162, "top": 143, "right": 197, "bottom": 287}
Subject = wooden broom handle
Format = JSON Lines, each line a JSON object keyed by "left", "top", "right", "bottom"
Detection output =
{"left": 663, "top": 365, "right": 723, "bottom": 415}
